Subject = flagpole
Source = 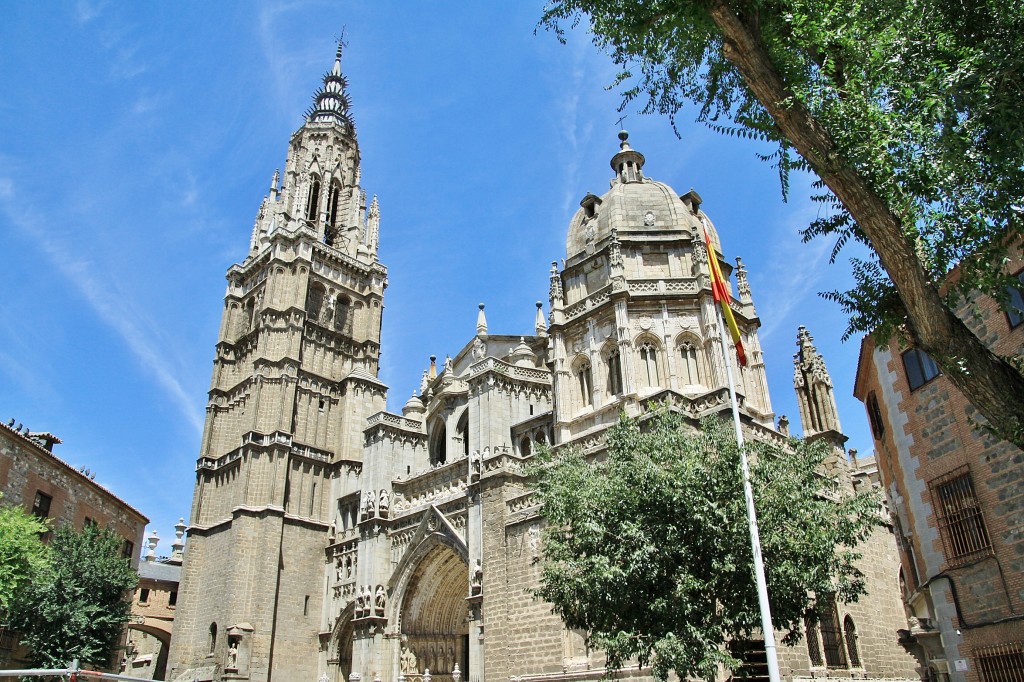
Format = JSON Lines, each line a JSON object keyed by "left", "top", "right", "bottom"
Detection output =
{"left": 715, "top": 304, "right": 781, "bottom": 682}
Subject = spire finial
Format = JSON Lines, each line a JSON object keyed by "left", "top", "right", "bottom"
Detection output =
{"left": 535, "top": 301, "right": 547, "bottom": 337}
{"left": 476, "top": 303, "right": 488, "bottom": 335}
{"left": 306, "top": 35, "right": 355, "bottom": 130}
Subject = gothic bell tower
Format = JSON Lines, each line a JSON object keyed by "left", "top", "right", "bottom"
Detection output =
{"left": 169, "top": 44, "right": 388, "bottom": 682}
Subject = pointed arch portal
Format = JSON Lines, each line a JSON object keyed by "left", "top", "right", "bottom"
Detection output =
{"left": 399, "top": 542, "right": 469, "bottom": 680}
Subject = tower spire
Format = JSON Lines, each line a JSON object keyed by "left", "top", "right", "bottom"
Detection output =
{"left": 793, "top": 325, "right": 842, "bottom": 436}
{"left": 306, "top": 40, "right": 355, "bottom": 131}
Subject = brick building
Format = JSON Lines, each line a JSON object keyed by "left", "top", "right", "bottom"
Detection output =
{"left": 853, "top": 262, "right": 1024, "bottom": 681}
{"left": 124, "top": 520, "right": 186, "bottom": 680}
{"left": 0, "top": 418, "right": 148, "bottom": 667}
{"left": 168, "top": 45, "right": 920, "bottom": 682}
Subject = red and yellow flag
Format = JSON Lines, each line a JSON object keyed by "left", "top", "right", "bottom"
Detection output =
{"left": 703, "top": 228, "right": 747, "bottom": 367}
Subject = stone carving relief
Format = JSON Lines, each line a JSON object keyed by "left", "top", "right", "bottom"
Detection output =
{"left": 470, "top": 559, "right": 483, "bottom": 595}
{"left": 643, "top": 210, "right": 656, "bottom": 226}
{"left": 472, "top": 337, "right": 486, "bottom": 360}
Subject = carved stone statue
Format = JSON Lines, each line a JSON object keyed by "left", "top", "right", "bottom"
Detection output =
{"left": 227, "top": 640, "right": 238, "bottom": 669}
{"left": 469, "top": 450, "right": 482, "bottom": 481}
{"left": 470, "top": 558, "right": 483, "bottom": 595}
{"left": 374, "top": 584, "right": 386, "bottom": 614}
{"left": 362, "top": 585, "right": 372, "bottom": 614}
{"left": 379, "top": 489, "right": 390, "bottom": 514}
{"left": 400, "top": 640, "right": 418, "bottom": 674}
{"left": 472, "top": 337, "right": 486, "bottom": 360}
{"left": 354, "top": 588, "right": 365, "bottom": 618}
{"left": 363, "top": 490, "right": 375, "bottom": 518}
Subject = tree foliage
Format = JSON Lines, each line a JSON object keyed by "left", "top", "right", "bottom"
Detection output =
{"left": 8, "top": 523, "right": 138, "bottom": 669}
{"left": 530, "top": 410, "right": 881, "bottom": 680}
{"left": 541, "top": 0, "right": 1024, "bottom": 447}
{"left": 0, "top": 497, "right": 50, "bottom": 615}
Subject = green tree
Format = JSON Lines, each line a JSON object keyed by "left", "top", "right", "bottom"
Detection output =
{"left": 541, "top": 0, "right": 1024, "bottom": 447}
{"left": 8, "top": 523, "right": 138, "bottom": 670}
{"left": 530, "top": 410, "right": 881, "bottom": 680}
{"left": 0, "top": 497, "right": 50, "bottom": 615}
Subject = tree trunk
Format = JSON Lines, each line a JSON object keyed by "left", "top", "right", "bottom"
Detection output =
{"left": 706, "top": 0, "right": 1024, "bottom": 448}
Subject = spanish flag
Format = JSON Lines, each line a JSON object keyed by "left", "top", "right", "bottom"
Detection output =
{"left": 703, "top": 228, "right": 747, "bottom": 367}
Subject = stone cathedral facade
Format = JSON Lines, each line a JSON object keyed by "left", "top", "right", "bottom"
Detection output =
{"left": 168, "top": 49, "right": 920, "bottom": 682}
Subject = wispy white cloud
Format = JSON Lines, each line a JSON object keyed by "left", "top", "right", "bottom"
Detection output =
{"left": 0, "top": 177, "right": 205, "bottom": 434}
{"left": 75, "top": 0, "right": 107, "bottom": 25}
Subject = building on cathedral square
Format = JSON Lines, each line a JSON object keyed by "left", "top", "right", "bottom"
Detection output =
{"left": 168, "top": 46, "right": 921, "bottom": 682}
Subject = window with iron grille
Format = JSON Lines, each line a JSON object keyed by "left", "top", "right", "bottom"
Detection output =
{"left": 843, "top": 616, "right": 861, "bottom": 667}
{"left": 818, "top": 601, "right": 847, "bottom": 668}
{"left": 1004, "top": 270, "right": 1024, "bottom": 329}
{"left": 930, "top": 466, "right": 992, "bottom": 564}
{"left": 976, "top": 642, "right": 1024, "bottom": 682}
{"left": 804, "top": 616, "right": 823, "bottom": 667}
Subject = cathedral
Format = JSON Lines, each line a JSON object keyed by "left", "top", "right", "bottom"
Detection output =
{"left": 168, "top": 46, "right": 920, "bottom": 682}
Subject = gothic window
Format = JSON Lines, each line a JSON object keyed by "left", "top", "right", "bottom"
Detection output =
{"left": 520, "top": 437, "right": 532, "bottom": 457}
{"left": 901, "top": 348, "right": 940, "bottom": 390}
{"left": 306, "top": 176, "right": 321, "bottom": 223}
{"left": 638, "top": 341, "right": 660, "bottom": 388}
{"left": 818, "top": 601, "right": 847, "bottom": 668}
{"left": 931, "top": 466, "right": 992, "bottom": 563}
{"left": 326, "top": 180, "right": 342, "bottom": 243}
{"left": 866, "top": 391, "right": 885, "bottom": 439}
{"left": 605, "top": 346, "right": 623, "bottom": 396}
{"left": 245, "top": 298, "right": 256, "bottom": 331}
{"left": 843, "top": 616, "right": 860, "bottom": 667}
{"left": 805, "top": 615, "right": 823, "bottom": 667}
{"left": 1005, "top": 269, "right": 1024, "bottom": 328}
{"left": 306, "top": 283, "right": 326, "bottom": 322}
{"left": 574, "top": 359, "right": 593, "bottom": 409}
{"left": 677, "top": 337, "right": 703, "bottom": 386}
{"left": 457, "top": 410, "right": 469, "bottom": 459}
{"left": 209, "top": 623, "right": 218, "bottom": 654}
{"left": 334, "top": 295, "right": 351, "bottom": 335}
{"left": 429, "top": 419, "right": 447, "bottom": 465}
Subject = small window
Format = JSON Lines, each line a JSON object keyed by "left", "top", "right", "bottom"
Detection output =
{"left": 139, "top": 588, "right": 151, "bottom": 604}
{"left": 866, "top": 391, "right": 885, "bottom": 439}
{"left": 209, "top": 623, "right": 218, "bottom": 655}
{"left": 84, "top": 517, "right": 97, "bottom": 528}
{"left": 31, "top": 491, "right": 52, "bottom": 519}
{"left": 304, "top": 595, "right": 310, "bottom": 616}
{"left": 122, "top": 539, "right": 135, "bottom": 560}
{"left": 901, "top": 348, "right": 940, "bottom": 390}
{"left": 1005, "top": 271, "right": 1024, "bottom": 328}
{"left": 169, "top": 590, "right": 178, "bottom": 607}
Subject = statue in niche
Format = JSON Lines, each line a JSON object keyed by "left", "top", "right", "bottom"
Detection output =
{"left": 470, "top": 559, "right": 483, "bottom": 595}
{"left": 378, "top": 489, "right": 390, "bottom": 515}
{"left": 345, "top": 556, "right": 353, "bottom": 579}
{"left": 362, "top": 490, "right": 375, "bottom": 518}
{"left": 374, "top": 585, "right": 386, "bottom": 614}
{"left": 321, "top": 295, "right": 335, "bottom": 325}
{"left": 335, "top": 557, "right": 343, "bottom": 582}
{"left": 328, "top": 519, "right": 336, "bottom": 542}
{"left": 362, "top": 585, "right": 373, "bottom": 613}
{"left": 354, "top": 588, "right": 365, "bottom": 618}
{"left": 469, "top": 450, "right": 482, "bottom": 481}
{"left": 227, "top": 639, "right": 238, "bottom": 669}
{"left": 400, "top": 638, "right": 418, "bottom": 674}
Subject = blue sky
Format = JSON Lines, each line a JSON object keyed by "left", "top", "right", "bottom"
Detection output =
{"left": 0, "top": 2, "right": 873, "bottom": 553}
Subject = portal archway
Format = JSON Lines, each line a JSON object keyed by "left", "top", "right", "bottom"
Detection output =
{"left": 399, "top": 543, "right": 468, "bottom": 680}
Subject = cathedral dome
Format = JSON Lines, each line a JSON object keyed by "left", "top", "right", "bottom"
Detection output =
{"left": 565, "top": 132, "right": 721, "bottom": 261}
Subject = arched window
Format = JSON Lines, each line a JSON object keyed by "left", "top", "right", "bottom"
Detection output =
{"left": 429, "top": 419, "right": 447, "bottom": 465}
{"left": 245, "top": 299, "right": 256, "bottom": 331}
{"left": 457, "top": 411, "right": 469, "bottom": 459}
{"left": 520, "top": 437, "right": 532, "bottom": 457}
{"left": 805, "top": 615, "right": 823, "bottom": 667}
{"left": 843, "top": 616, "right": 860, "bottom": 667}
{"left": 334, "top": 296, "right": 351, "bottom": 335}
{"left": 605, "top": 346, "right": 623, "bottom": 396}
{"left": 678, "top": 339, "right": 703, "bottom": 386}
{"left": 326, "top": 181, "right": 342, "bottom": 239}
{"left": 306, "top": 177, "right": 321, "bottom": 222}
{"left": 306, "top": 283, "right": 325, "bottom": 322}
{"left": 638, "top": 341, "right": 660, "bottom": 388}
{"left": 819, "top": 601, "right": 847, "bottom": 668}
{"left": 575, "top": 359, "right": 593, "bottom": 408}
{"left": 209, "top": 622, "right": 218, "bottom": 654}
